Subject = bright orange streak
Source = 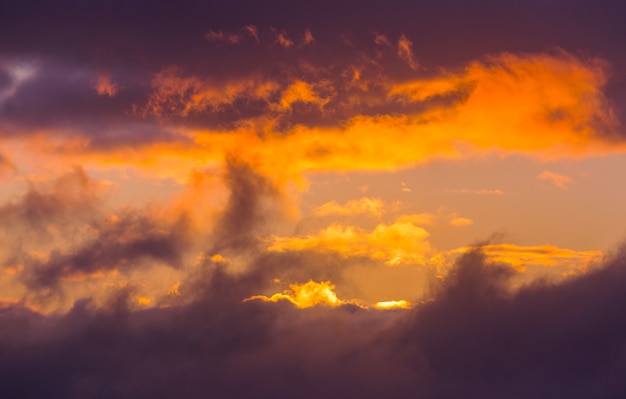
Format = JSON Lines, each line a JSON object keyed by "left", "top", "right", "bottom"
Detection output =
{"left": 374, "top": 300, "right": 412, "bottom": 309}
{"left": 244, "top": 280, "right": 345, "bottom": 308}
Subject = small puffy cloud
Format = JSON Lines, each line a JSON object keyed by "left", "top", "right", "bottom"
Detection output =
{"left": 302, "top": 29, "right": 315, "bottom": 46}
{"left": 537, "top": 170, "right": 574, "bottom": 188}
{"left": 373, "top": 32, "right": 392, "bottom": 47}
{"left": 243, "top": 25, "right": 260, "bottom": 43}
{"left": 204, "top": 30, "right": 241, "bottom": 44}
{"left": 276, "top": 31, "right": 294, "bottom": 48}
{"left": 94, "top": 74, "right": 118, "bottom": 97}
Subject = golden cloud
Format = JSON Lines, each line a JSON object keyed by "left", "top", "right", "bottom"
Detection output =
{"left": 10, "top": 52, "right": 623, "bottom": 185}
{"left": 244, "top": 280, "right": 345, "bottom": 308}
{"left": 266, "top": 222, "right": 442, "bottom": 266}
{"left": 452, "top": 243, "right": 603, "bottom": 272}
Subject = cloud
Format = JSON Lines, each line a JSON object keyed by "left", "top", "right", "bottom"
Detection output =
{"left": 397, "top": 34, "right": 418, "bottom": 70}
{"left": 244, "top": 280, "right": 349, "bottom": 308}
{"left": 266, "top": 222, "right": 440, "bottom": 266}
{"left": 1, "top": 244, "right": 626, "bottom": 398}
{"left": 204, "top": 30, "right": 241, "bottom": 44}
{"left": 275, "top": 31, "right": 294, "bottom": 48}
{"left": 144, "top": 68, "right": 280, "bottom": 117}
{"left": 374, "top": 299, "right": 411, "bottom": 309}
{"left": 537, "top": 170, "right": 574, "bottom": 188}
{"left": 452, "top": 243, "right": 603, "bottom": 273}
{"left": 311, "top": 197, "right": 385, "bottom": 218}
{"left": 94, "top": 74, "right": 118, "bottom": 97}
{"left": 302, "top": 29, "right": 315, "bottom": 46}
{"left": 449, "top": 215, "right": 474, "bottom": 227}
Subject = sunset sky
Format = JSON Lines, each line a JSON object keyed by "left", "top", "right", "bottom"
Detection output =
{"left": 1, "top": 1, "right": 626, "bottom": 397}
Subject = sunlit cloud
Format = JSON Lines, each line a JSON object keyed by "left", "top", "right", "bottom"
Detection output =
{"left": 267, "top": 222, "right": 441, "bottom": 266}
{"left": 244, "top": 280, "right": 346, "bottom": 308}
{"left": 374, "top": 299, "right": 412, "bottom": 309}
{"left": 312, "top": 197, "right": 385, "bottom": 218}
{"left": 94, "top": 74, "right": 118, "bottom": 97}
{"left": 452, "top": 243, "right": 603, "bottom": 272}
{"left": 397, "top": 34, "right": 418, "bottom": 70}
{"left": 276, "top": 31, "right": 294, "bottom": 48}
{"left": 302, "top": 29, "right": 315, "bottom": 46}
{"left": 204, "top": 30, "right": 241, "bottom": 44}
{"left": 243, "top": 25, "right": 260, "bottom": 43}
{"left": 537, "top": 170, "right": 574, "bottom": 188}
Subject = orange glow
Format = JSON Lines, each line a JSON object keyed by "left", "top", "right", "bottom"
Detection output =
{"left": 136, "top": 296, "right": 151, "bottom": 305}
{"left": 244, "top": 280, "right": 345, "bottom": 308}
{"left": 312, "top": 197, "right": 385, "bottom": 218}
{"left": 94, "top": 75, "right": 118, "bottom": 97}
{"left": 452, "top": 244, "right": 603, "bottom": 272}
{"left": 266, "top": 222, "right": 441, "bottom": 266}
{"left": 272, "top": 80, "right": 330, "bottom": 111}
{"left": 397, "top": 34, "right": 418, "bottom": 70}
{"left": 167, "top": 281, "right": 181, "bottom": 296}
{"left": 374, "top": 300, "right": 412, "bottom": 309}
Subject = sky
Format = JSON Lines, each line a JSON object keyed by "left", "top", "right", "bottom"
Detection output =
{"left": 1, "top": 0, "right": 626, "bottom": 397}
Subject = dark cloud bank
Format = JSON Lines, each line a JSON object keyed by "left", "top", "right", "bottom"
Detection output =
{"left": 2, "top": 244, "right": 626, "bottom": 398}
{"left": 1, "top": 162, "right": 626, "bottom": 399}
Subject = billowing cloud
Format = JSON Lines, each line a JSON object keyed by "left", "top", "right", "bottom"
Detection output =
{"left": 1, "top": 2, "right": 626, "bottom": 397}
{"left": 1, "top": 245, "right": 625, "bottom": 398}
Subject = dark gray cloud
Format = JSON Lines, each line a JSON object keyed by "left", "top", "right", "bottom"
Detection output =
{"left": 20, "top": 211, "right": 190, "bottom": 294}
{"left": 1, "top": 244, "right": 626, "bottom": 398}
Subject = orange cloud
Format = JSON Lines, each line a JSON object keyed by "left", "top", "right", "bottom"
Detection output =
{"left": 244, "top": 25, "right": 260, "bottom": 43}
{"left": 373, "top": 32, "right": 392, "bottom": 47}
{"left": 12, "top": 52, "right": 623, "bottom": 185}
{"left": 312, "top": 197, "right": 385, "bottom": 218}
{"left": 276, "top": 31, "right": 294, "bottom": 48}
{"left": 244, "top": 280, "right": 345, "bottom": 308}
{"left": 452, "top": 243, "right": 603, "bottom": 272}
{"left": 302, "top": 29, "right": 315, "bottom": 45}
{"left": 267, "top": 222, "right": 441, "bottom": 266}
{"left": 144, "top": 69, "right": 279, "bottom": 117}
{"left": 272, "top": 80, "right": 331, "bottom": 112}
{"left": 389, "top": 52, "right": 620, "bottom": 157}
{"left": 204, "top": 30, "right": 241, "bottom": 44}
{"left": 94, "top": 75, "right": 118, "bottom": 97}
{"left": 374, "top": 300, "right": 412, "bottom": 309}
{"left": 397, "top": 34, "right": 418, "bottom": 70}
{"left": 537, "top": 170, "right": 574, "bottom": 188}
